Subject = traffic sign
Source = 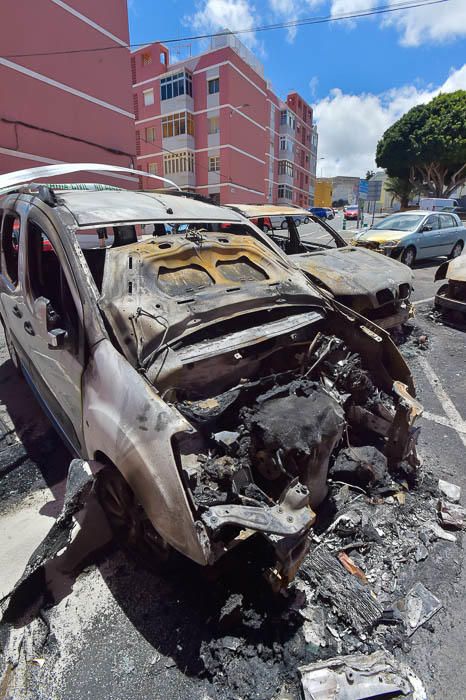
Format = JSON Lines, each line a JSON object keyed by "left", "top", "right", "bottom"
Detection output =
{"left": 358, "top": 179, "right": 368, "bottom": 200}
{"left": 367, "top": 179, "right": 382, "bottom": 201}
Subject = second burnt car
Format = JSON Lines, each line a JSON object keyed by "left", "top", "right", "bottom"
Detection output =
{"left": 226, "top": 204, "right": 413, "bottom": 330}
{"left": 0, "top": 165, "right": 421, "bottom": 589}
{"left": 434, "top": 254, "right": 466, "bottom": 315}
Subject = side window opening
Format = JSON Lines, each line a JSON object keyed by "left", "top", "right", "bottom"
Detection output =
{"left": 1, "top": 213, "right": 21, "bottom": 286}
{"left": 27, "top": 221, "right": 79, "bottom": 345}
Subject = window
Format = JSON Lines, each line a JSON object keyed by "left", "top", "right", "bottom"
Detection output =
{"left": 209, "top": 156, "right": 220, "bottom": 172}
{"left": 280, "top": 110, "right": 295, "bottom": 129}
{"left": 208, "top": 116, "right": 220, "bottom": 134}
{"left": 27, "top": 221, "right": 78, "bottom": 340}
{"left": 143, "top": 88, "right": 154, "bottom": 106}
{"left": 148, "top": 163, "right": 158, "bottom": 175}
{"left": 439, "top": 213, "right": 457, "bottom": 228}
{"left": 278, "top": 160, "right": 294, "bottom": 176}
{"left": 142, "top": 52, "right": 152, "bottom": 66}
{"left": 208, "top": 77, "right": 219, "bottom": 95}
{"left": 278, "top": 185, "right": 293, "bottom": 200}
{"left": 163, "top": 151, "right": 195, "bottom": 175}
{"left": 161, "top": 111, "right": 194, "bottom": 138}
{"left": 0, "top": 212, "right": 20, "bottom": 286}
{"left": 145, "top": 126, "right": 156, "bottom": 143}
{"left": 426, "top": 214, "right": 441, "bottom": 231}
{"left": 160, "top": 71, "right": 193, "bottom": 101}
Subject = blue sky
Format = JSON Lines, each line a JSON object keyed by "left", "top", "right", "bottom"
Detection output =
{"left": 128, "top": 0, "right": 466, "bottom": 176}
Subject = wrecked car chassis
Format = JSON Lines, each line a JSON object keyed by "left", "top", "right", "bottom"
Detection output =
{"left": 434, "top": 257, "right": 466, "bottom": 315}
{"left": 0, "top": 176, "right": 422, "bottom": 591}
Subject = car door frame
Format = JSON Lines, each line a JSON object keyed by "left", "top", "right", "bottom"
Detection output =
{"left": 438, "top": 213, "right": 459, "bottom": 255}
{"left": 18, "top": 203, "right": 87, "bottom": 455}
{"left": 415, "top": 214, "right": 442, "bottom": 260}
{"left": 0, "top": 204, "right": 27, "bottom": 367}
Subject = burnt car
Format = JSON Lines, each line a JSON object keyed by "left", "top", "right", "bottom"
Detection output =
{"left": 226, "top": 204, "right": 413, "bottom": 330}
{"left": 435, "top": 254, "right": 466, "bottom": 315}
{"left": 0, "top": 165, "right": 421, "bottom": 588}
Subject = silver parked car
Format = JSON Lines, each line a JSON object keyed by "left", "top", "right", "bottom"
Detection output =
{"left": 351, "top": 211, "right": 465, "bottom": 267}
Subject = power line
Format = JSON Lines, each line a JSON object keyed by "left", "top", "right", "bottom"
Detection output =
{"left": 1, "top": 0, "right": 450, "bottom": 59}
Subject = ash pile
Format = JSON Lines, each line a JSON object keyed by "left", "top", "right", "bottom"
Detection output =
{"left": 196, "top": 461, "right": 463, "bottom": 700}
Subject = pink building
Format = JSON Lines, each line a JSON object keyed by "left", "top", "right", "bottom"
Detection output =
{"left": 0, "top": 0, "right": 136, "bottom": 187}
{"left": 132, "top": 34, "right": 317, "bottom": 205}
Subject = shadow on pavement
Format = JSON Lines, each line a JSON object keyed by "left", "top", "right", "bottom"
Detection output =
{"left": 0, "top": 356, "right": 71, "bottom": 512}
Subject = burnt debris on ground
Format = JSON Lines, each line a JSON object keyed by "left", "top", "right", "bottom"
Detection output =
{"left": 1, "top": 455, "right": 461, "bottom": 700}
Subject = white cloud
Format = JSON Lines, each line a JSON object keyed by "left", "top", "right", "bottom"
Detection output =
{"left": 313, "top": 64, "right": 466, "bottom": 177}
{"left": 309, "top": 75, "right": 319, "bottom": 98}
{"left": 267, "top": 0, "right": 466, "bottom": 47}
{"left": 385, "top": 0, "right": 466, "bottom": 47}
{"left": 330, "top": 0, "right": 376, "bottom": 18}
{"left": 186, "top": 0, "right": 260, "bottom": 48}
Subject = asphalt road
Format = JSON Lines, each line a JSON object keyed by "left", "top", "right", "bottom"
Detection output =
{"left": 1, "top": 230, "right": 466, "bottom": 699}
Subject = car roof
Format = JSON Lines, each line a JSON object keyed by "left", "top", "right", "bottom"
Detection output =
{"left": 0, "top": 163, "right": 245, "bottom": 227}
{"left": 386, "top": 210, "right": 430, "bottom": 216}
{"left": 224, "top": 203, "right": 310, "bottom": 218}
{"left": 53, "top": 190, "right": 244, "bottom": 227}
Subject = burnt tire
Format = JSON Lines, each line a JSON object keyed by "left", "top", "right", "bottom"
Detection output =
{"left": 401, "top": 245, "right": 416, "bottom": 268}
{"left": 281, "top": 220, "right": 288, "bottom": 230}
{"left": 95, "top": 466, "right": 174, "bottom": 570}
{"left": 303, "top": 217, "right": 309, "bottom": 224}
{"left": 262, "top": 224, "right": 270, "bottom": 233}
{"left": 449, "top": 240, "right": 464, "bottom": 259}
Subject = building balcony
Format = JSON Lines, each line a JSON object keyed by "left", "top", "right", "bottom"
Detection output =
{"left": 166, "top": 171, "right": 196, "bottom": 188}
{"left": 278, "top": 172, "right": 293, "bottom": 187}
{"left": 279, "top": 123, "right": 296, "bottom": 139}
{"left": 160, "top": 94, "right": 194, "bottom": 115}
{"left": 163, "top": 134, "right": 195, "bottom": 152}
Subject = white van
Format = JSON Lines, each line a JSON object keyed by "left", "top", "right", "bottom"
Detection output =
{"left": 419, "top": 197, "right": 458, "bottom": 211}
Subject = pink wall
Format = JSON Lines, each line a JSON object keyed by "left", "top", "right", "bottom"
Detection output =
{"left": 0, "top": 0, "right": 136, "bottom": 187}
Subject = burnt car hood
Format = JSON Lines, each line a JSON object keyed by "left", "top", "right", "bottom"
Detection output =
{"left": 291, "top": 246, "right": 413, "bottom": 297}
{"left": 98, "top": 233, "right": 327, "bottom": 367}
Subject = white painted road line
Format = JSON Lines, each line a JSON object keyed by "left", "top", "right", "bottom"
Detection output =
{"left": 418, "top": 356, "right": 466, "bottom": 449}
{"left": 423, "top": 410, "right": 466, "bottom": 435}
{"left": 413, "top": 296, "right": 434, "bottom": 306}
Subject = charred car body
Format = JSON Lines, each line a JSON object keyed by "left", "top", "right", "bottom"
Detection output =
{"left": 435, "top": 255, "right": 466, "bottom": 315}
{"left": 226, "top": 204, "right": 413, "bottom": 330}
{"left": 0, "top": 166, "right": 421, "bottom": 588}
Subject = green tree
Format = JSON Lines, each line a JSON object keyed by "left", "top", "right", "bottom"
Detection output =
{"left": 376, "top": 90, "right": 466, "bottom": 197}
{"left": 384, "top": 176, "right": 418, "bottom": 209}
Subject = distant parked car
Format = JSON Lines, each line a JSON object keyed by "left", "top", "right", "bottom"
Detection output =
{"left": 344, "top": 205, "right": 359, "bottom": 221}
{"left": 351, "top": 210, "right": 465, "bottom": 267}
{"left": 268, "top": 214, "right": 308, "bottom": 229}
{"left": 309, "top": 207, "right": 329, "bottom": 220}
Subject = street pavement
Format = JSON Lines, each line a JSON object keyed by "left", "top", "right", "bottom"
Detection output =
{"left": 1, "top": 225, "right": 466, "bottom": 699}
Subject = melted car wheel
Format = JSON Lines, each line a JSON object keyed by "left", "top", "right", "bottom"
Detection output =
{"left": 95, "top": 466, "right": 173, "bottom": 568}
{"left": 401, "top": 246, "right": 416, "bottom": 267}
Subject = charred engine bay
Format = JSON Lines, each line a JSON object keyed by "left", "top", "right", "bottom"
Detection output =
{"left": 171, "top": 329, "right": 418, "bottom": 585}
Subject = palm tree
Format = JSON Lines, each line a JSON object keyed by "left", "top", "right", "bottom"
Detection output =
{"left": 385, "top": 176, "right": 418, "bottom": 209}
